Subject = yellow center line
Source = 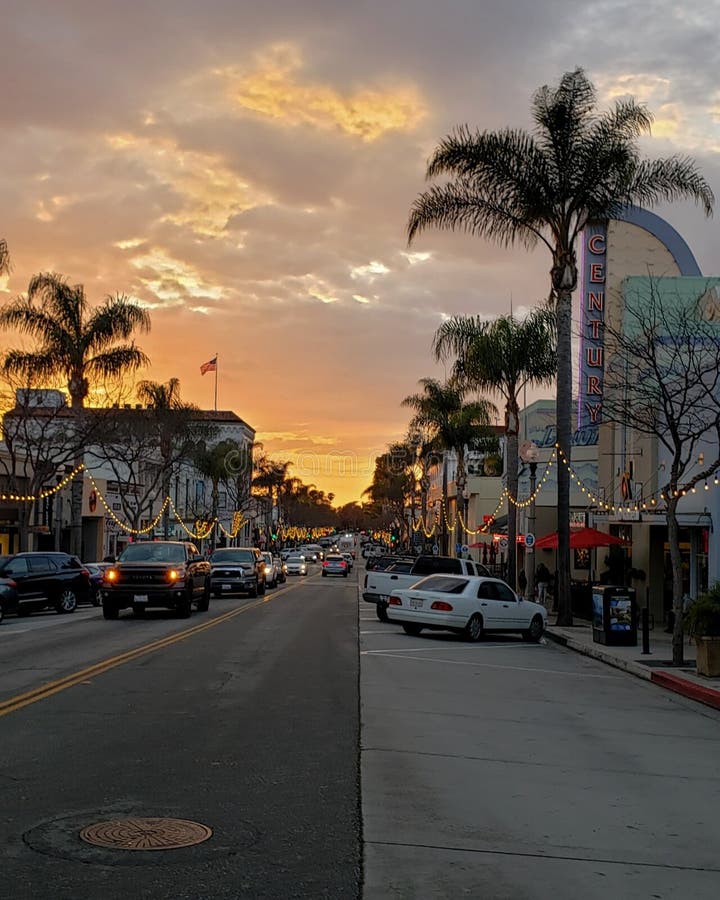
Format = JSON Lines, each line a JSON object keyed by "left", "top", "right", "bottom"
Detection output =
{"left": 0, "top": 573, "right": 318, "bottom": 719}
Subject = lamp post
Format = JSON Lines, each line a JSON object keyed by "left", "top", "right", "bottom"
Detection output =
{"left": 520, "top": 442, "right": 539, "bottom": 600}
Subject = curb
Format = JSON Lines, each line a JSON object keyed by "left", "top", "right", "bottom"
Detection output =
{"left": 545, "top": 628, "right": 720, "bottom": 712}
{"left": 544, "top": 628, "right": 652, "bottom": 680}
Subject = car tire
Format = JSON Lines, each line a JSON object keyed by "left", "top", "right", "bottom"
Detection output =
{"left": 258, "top": 579, "right": 266, "bottom": 595}
{"left": 91, "top": 592, "right": 101, "bottom": 607}
{"left": 322, "top": 572, "right": 327, "bottom": 577}
{"left": 177, "top": 594, "right": 192, "bottom": 618}
{"left": 102, "top": 601, "right": 119, "bottom": 620}
{"left": 376, "top": 602, "right": 389, "bottom": 622}
{"left": 523, "top": 614, "right": 544, "bottom": 643}
{"left": 0, "top": 603, "right": 3, "bottom": 625}
{"left": 212, "top": 590, "right": 221, "bottom": 598}
{"left": 343, "top": 572, "right": 348, "bottom": 578}
{"left": 464, "top": 613, "right": 484, "bottom": 642}
{"left": 197, "top": 580, "right": 210, "bottom": 612}
{"left": 55, "top": 589, "right": 78, "bottom": 614}
{"left": 402, "top": 623, "right": 423, "bottom": 636}
{"left": 249, "top": 580, "right": 258, "bottom": 598}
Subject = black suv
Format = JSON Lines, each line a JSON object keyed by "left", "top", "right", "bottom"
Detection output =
{"left": 0, "top": 552, "right": 90, "bottom": 619}
{"left": 209, "top": 547, "right": 266, "bottom": 597}
{"left": 100, "top": 541, "right": 211, "bottom": 619}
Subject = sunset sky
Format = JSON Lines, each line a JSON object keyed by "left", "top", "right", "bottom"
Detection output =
{"left": 2, "top": 1, "right": 719, "bottom": 505}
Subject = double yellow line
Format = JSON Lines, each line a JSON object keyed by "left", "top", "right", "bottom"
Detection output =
{"left": 0, "top": 577, "right": 308, "bottom": 719}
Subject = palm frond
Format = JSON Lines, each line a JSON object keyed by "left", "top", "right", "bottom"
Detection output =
{"left": 628, "top": 157, "right": 715, "bottom": 216}
{"left": 86, "top": 345, "right": 150, "bottom": 379}
{"left": 2, "top": 350, "right": 61, "bottom": 383}
{"left": 87, "top": 294, "right": 151, "bottom": 351}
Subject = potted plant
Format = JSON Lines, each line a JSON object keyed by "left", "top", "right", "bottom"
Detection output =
{"left": 685, "top": 583, "right": 720, "bottom": 677}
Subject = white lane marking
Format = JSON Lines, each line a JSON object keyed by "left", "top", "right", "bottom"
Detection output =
{"left": 362, "top": 643, "right": 537, "bottom": 653}
{"left": 362, "top": 652, "right": 619, "bottom": 677}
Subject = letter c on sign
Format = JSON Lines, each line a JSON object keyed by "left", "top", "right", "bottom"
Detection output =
{"left": 588, "top": 234, "right": 606, "bottom": 254}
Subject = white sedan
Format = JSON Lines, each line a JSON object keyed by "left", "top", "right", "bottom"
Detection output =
{"left": 285, "top": 554, "right": 308, "bottom": 576}
{"left": 387, "top": 574, "right": 546, "bottom": 642}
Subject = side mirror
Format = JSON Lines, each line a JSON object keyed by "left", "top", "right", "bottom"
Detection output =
{"left": 190, "top": 554, "right": 205, "bottom": 564}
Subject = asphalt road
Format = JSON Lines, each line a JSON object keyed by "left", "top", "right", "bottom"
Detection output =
{"left": 0, "top": 567, "right": 360, "bottom": 900}
{"left": 360, "top": 599, "right": 720, "bottom": 900}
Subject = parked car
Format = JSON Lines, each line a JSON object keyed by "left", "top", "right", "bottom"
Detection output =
{"left": 261, "top": 551, "right": 282, "bottom": 588}
{"left": 387, "top": 574, "right": 547, "bottom": 642}
{"left": 84, "top": 562, "right": 113, "bottom": 606}
{"left": 0, "top": 577, "right": 18, "bottom": 624}
{"left": 322, "top": 554, "right": 349, "bottom": 578}
{"left": 341, "top": 552, "right": 354, "bottom": 572}
{"left": 275, "top": 555, "right": 287, "bottom": 584}
{"left": 101, "top": 541, "right": 211, "bottom": 619}
{"left": 0, "top": 552, "right": 91, "bottom": 618}
{"left": 209, "top": 547, "right": 266, "bottom": 597}
{"left": 285, "top": 554, "right": 308, "bottom": 576}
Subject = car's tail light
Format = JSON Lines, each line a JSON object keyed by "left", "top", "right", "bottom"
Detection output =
{"left": 340, "top": 561, "right": 347, "bottom": 567}
{"left": 80, "top": 568, "right": 90, "bottom": 577}
{"left": 431, "top": 601, "right": 454, "bottom": 611}
{"left": 6, "top": 579, "right": 17, "bottom": 588}
{"left": 322, "top": 561, "right": 329, "bottom": 567}
{"left": 388, "top": 596, "right": 402, "bottom": 606}
{"left": 105, "top": 568, "right": 119, "bottom": 582}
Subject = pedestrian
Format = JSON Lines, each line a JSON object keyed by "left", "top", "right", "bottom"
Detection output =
{"left": 518, "top": 568, "right": 527, "bottom": 599}
{"left": 536, "top": 562, "right": 550, "bottom": 605}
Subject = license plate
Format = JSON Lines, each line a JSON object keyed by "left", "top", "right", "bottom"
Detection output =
{"left": 409, "top": 598, "right": 423, "bottom": 609}
{"left": 134, "top": 595, "right": 148, "bottom": 604}
{"left": 222, "top": 584, "right": 231, "bottom": 590}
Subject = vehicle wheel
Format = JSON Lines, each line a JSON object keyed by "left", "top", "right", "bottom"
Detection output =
{"left": 177, "top": 594, "right": 192, "bottom": 618}
{"left": 133, "top": 604, "right": 146, "bottom": 616}
{"left": 0, "top": 604, "right": 3, "bottom": 625}
{"left": 464, "top": 613, "right": 484, "bottom": 643}
{"left": 91, "top": 592, "right": 101, "bottom": 607}
{"left": 402, "top": 623, "right": 422, "bottom": 636}
{"left": 376, "top": 602, "right": 389, "bottom": 623}
{"left": 343, "top": 572, "right": 348, "bottom": 578}
{"left": 523, "top": 614, "right": 544, "bottom": 643}
{"left": 55, "top": 589, "right": 78, "bottom": 614}
{"left": 258, "top": 579, "right": 266, "bottom": 595}
{"left": 212, "top": 590, "right": 221, "bottom": 598}
{"left": 197, "top": 580, "right": 210, "bottom": 612}
{"left": 322, "top": 572, "right": 327, "bottom": 577}
{"left": 102, "top": 601, "right": 118, "bottom": 620}
{"left": 249, "top": 580, "right": 258, "bottom": 598}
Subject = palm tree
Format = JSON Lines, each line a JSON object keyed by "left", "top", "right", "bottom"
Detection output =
{"left": 0, "top": 272, "right": 151, "bottom": 555}
{"left": 402, "top": 379, "right": 496, "bottom": 555}
{"left": 137, "top": 378, "right": 203, "bottom": 539}
{"left": 0, "top": 240, "right": 9, "bottom": 276}
{"left": 192, "top": 439, "right": 244, "bottom": 550}
{"left": 433, "top": 308, "right": 557, "bottom": 590}
{"left": 407, "top": 68, "right": 713, "bottom": 624}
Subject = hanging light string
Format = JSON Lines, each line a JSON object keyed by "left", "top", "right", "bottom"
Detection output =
{"left": 0, "top": 462, "right": 86, "bottom": 502}
{"left": 86, "top": 471, "right": 169, "bottom": 536}
{"left": 505, "top": 451, "right": 557, "bottom": 508}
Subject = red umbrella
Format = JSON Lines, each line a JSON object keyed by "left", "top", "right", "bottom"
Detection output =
{"left": 534, "top": 526, "right": 629, "bottom": 550}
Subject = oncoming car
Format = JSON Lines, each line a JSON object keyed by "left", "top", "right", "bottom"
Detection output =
{"left": 285, "top": 554, "right": 308, "bottom": 576}
{"left": 387, "top": 574, "right": 546, "bottom": 642}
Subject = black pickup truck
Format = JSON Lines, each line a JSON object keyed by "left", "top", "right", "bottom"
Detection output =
{"left": 100, "top": 541, "right": 211, "bottom": 619}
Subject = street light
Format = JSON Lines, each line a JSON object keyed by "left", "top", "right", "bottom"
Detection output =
{"left": 520, "top": 441, "right": 539, "bottom": 600}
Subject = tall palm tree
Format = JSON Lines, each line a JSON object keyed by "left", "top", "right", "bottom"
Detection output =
{"left": 433, "top": 308, "right": 557, "bottom": 589}
{"left": 0, "top": 272, "right": 151, "bottom": 555}
{"left": 192, "top": 439, "right": 244, "bottom": 550}
{"left": 402, "top": 379, "right": 496, "bottom": 555}
{"left": 137, "top": 378, "right": 202, "bottom": 539}
{"left": 0, "top": 240, "right": 10, "bottom": 276}
{"left": 407, "top": 68, "right": 713, "bottom": 625}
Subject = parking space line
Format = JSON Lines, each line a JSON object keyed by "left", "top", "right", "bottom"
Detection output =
{"left": 362, "top": 651, "right": 620, "bottom": 677}
{"left": 362, "top": 643, "right": 540, "bottom": 654}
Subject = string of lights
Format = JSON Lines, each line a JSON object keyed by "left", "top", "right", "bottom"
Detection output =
{"left": 0, "top": 462, "right": 86, "bottom": 502}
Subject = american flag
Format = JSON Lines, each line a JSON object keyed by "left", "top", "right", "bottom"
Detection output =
{"left": 200, "top": 356, "right": 217, "bottom": 375}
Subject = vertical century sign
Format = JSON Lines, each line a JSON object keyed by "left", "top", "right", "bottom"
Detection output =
{"left": 577, "top": 222, "right": 608, "bottom": 431}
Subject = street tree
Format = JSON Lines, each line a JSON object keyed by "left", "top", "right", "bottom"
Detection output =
{"left": 601, "top": 277, "right": 720, "bottom": 665}
{"left": 433, "top": 307, "right": 556, "bottom": 591}
{"left": 407, "top": 67, "right": 714, "bottom": 625}
{"left": 0, "top": 273, "right": 150, "bottom": 556}
{"left": 402, "top": 379, "right": 496, "bottom": 555}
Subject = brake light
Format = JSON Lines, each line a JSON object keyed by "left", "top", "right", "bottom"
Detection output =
{"left": 388, "top": 596, "right": 402, "bottom": 606}
{"left": 322, "top": 561, "right": 329, "bottom": 567}
{"left": 431, "top": 600, "right": 454, "bottom": 611}
{"left": 340, "top": 560, "right": 347, "bottom": 567}
{"left": 80, "top": 568, "right": 90, "bottom": 577}
{"left": 6, "top": 579, "right": 16, "bottom": 588}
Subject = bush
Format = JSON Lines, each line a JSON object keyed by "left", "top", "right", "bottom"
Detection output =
{"left": 685, "top": 583, "right": 720, "bottom": 637}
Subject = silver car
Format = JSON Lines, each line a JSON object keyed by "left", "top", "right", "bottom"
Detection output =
{"left": 322, "top": 554, "right": 349, "bottom": 578}
{"left": 285, "top": 554, "right": 307, "bottom": 576}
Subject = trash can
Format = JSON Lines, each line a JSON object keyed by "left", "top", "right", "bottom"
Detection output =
{"left": 592, "top": 585, "right": 637, "bottom": 646}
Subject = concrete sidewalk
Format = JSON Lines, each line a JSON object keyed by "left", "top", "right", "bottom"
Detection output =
{"left": 545, "top": 618, "right": 720, "bottom": 711}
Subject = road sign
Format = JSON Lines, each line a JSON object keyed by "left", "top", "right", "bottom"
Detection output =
{"left": 461, "top": 544, "right": 469, "bottom": 553}
{"left": 524, "top": 532, "right": 535, "bottom": 549}
{"left": 455, "top": 542, "right": 462, "bottom": 554}
{"left": 432, "top": 543, "right": 439, "bottom": 555}
{"left": 499, "top": 538, "right": 508, "bottom": 551}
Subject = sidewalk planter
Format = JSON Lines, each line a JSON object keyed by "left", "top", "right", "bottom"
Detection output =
{"left": 695, "top": 637, "right": 720, "bottom": 677}
{"left": 685, "top": 585, "right": 720, "bottom": 677}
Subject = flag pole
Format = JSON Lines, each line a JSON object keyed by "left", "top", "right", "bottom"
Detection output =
{"left": 214, "top": 353, "right": 218, "bottom": 411}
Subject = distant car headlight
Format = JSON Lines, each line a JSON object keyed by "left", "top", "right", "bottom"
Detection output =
{"left": 264, "top": 565, "right": 272, "bottom": 575}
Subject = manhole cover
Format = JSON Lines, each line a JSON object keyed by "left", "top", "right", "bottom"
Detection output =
{"left": 80, "top": 817, "right": 212, "bottom": 851}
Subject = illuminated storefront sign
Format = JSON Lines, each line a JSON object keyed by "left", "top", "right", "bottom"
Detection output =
{"left": 577, "top": 224, "right": 607, "bottom": 431}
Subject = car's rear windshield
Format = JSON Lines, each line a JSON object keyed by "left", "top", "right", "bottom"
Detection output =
{"left": 119, "top": 544, "right": 186, "bottom": 563}
{"left": 414, "top": 576, "right": 469, "bottom": 594}
{"left": 211, "top": 549, "right": 255, "bottom": 564}
{"left": 412, "top": 557, "right": 463, "bottom": 576}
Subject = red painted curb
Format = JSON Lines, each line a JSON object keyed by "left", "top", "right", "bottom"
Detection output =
{"left": 650, "top": 670, "right": 720, "bottom": 711}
